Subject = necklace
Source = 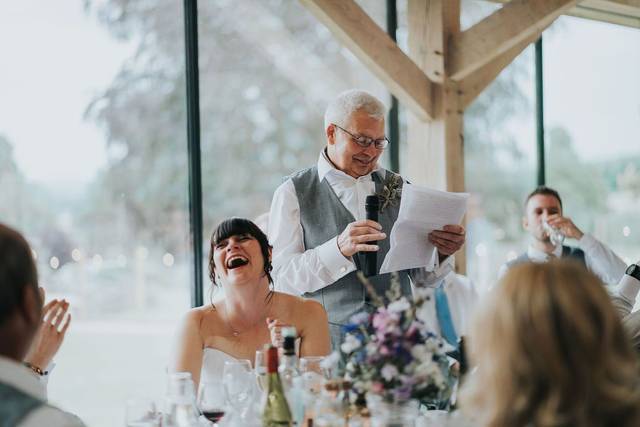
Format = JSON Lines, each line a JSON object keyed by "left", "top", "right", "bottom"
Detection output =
{"left": 221, "top": 298, "right": 272, "bottom": 338}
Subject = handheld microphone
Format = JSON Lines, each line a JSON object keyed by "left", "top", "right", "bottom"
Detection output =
{"left": 364, "top": 195, "right": 380, "bottom": 277}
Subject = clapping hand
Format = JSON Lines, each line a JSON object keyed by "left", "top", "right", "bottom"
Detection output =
{"left": 24, "top": 290, "right": 71, "bottom": 371}
{"left": 429, "top": 224, "right": 466, "bottom": 261}
{"left": 266, "top": 317, "right": 291, "bottom": 348}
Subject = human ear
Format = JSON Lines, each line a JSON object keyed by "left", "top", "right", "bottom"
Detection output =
{"left": 20, "top": 285, "right": 42, "bottom": 328}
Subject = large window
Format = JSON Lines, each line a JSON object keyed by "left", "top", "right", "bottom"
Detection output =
{"left": 197, "top": 0, "right": 390, "bottom": 253}
{"left": 0, "top": 2, "right": 190, "bottom": 425}
{"left": 544, "top": 16, "right": 640, "bottom": 265}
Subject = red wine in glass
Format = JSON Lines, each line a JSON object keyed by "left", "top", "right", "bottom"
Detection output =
{"left": 202, "top": 410, "right": 225, "bottom": 423}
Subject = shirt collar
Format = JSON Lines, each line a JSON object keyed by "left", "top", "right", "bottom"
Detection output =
{"left": 317, "top": 149, "right": 384, "bottom": 182}
{"left": 0, "top": 355, "right": 46, "bottom": 401}
{"left": 527, "top": 243, "right": 562, "bottom": 262}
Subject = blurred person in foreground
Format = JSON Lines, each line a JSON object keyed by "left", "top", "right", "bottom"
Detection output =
{"left": 499, "top": 186, "right": 626, "bottom": 285}
{"left": 0, "top": 223, "right": 83, "bottom": 426}
{"left": 462, "top": 261, "right": 640, "bottom": 427}
{"left": 171, "top": 218, "right": 331, "bottom": 390}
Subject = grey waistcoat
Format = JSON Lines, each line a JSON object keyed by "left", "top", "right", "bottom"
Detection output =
{"left": 290, "top": 166, "right": 412, "bottom": 328}
{"left": 0, "top": 381, "right": 44, "bottom": 427}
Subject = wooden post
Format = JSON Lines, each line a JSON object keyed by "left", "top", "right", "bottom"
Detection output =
{"left": 406, "top": 0, "right": 466, "bottom": 273}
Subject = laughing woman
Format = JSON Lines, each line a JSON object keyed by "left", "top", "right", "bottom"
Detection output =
{"left": 171, "top": 217, "right": 331, "bottom": 389}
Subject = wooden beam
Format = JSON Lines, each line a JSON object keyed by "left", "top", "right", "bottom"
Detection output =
{"left": 458, "top": 31, "right": 540, "bottom": 109}
{"left": 487, "top": 0, "right": 640, "bottom": 28}
{"left": 449, "top": 0, "right": 577, "bottom": 81}
{"left": 406, "top": 0, "right": 466, "bottom": 273}
{"left": 300, "top": 0, "right": 435, "bottom": 121}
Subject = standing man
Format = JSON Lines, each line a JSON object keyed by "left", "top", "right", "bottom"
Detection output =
{"left": 268, "top": 89, "right": 466, "bottom": 348}
{"left": 499, "top": 186, "right": 626, "bottom": 285}
{"left": 0, "top": 224, "right": 84, "bottom": 426}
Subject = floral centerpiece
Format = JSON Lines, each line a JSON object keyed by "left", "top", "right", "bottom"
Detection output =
{"left": 340, "top": 273, "right": 452, "bottom": 407}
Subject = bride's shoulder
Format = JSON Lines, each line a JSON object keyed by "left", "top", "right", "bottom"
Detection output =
{"left": 181, "top": 304, "right": 221, "bottom": 329}
{"left": 273, "top": 292, "right": 326, "bottom": 319}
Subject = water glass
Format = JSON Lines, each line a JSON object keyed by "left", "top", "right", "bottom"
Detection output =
{"left": 254, "top": 349, "right": 269, "bottom": 392}
{"left": 542, "top": 219, "right": 565, "bottom": 247}
{"left": 125, "top": 398, "right": 160, "bottom": 427}
{"left": 299, "top": 356, "right": 328, "bottom": 394}
{"left": 223, "top": 359, "right": 253, "bottom": 414}
{"left": 198, "top": 381, "right": 227, "bottom": 426}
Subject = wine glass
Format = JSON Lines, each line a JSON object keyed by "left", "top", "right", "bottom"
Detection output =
{"left": 198, "top": 381, "right": 227, "bottom": 426}
{"left": 222, "top": 359, "right": 254, "bottom": 416}
{"left": 254, "top": 349, "right": 269, "bottom": 392}
{"left": 299, "top": 356, "right": 327, "bottom": 394}
{"left": 125, "top": 398, "right": 160, "bottom": 427}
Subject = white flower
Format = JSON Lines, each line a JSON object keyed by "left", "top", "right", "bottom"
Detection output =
{"left": 381, "top": 363, "right": 399, "bottom": 381}
{"left": 387, "top": 297, "right": 411, "bottom": 314}
{"left": 411, "top": 344, "right": 430, "bottom": 361}
{"left": 340, "top": 334, "right": 362, "bottom": 354}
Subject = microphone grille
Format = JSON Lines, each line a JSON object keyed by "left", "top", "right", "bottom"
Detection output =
{"left": 365, "top": 195, "right": 379, "bottom": 208}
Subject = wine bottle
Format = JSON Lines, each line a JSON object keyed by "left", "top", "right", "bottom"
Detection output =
{"left": 262, "top": 345, "right": 294, "bottom": 426}
{"left": 278, "top": 327, "right": 300, "bottom": 391}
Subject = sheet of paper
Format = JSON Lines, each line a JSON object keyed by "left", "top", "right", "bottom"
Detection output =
{"left": 379, "top": 183, "right": 469, "bottom": 274}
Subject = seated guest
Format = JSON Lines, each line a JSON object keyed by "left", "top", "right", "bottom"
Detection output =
{"left": 462, "top": 261, "right": 640, "bottom": 427}
{"left": 171, "top": 218, "right": 331, "bottom": 389}
{"left": 499, "top": 186, "right": 626, "bottom": 285}
{"left": 0, "top": 224, "right": 84, "bottom": 426}
{"left": 611, "top": 260, "right": 640, "bottom": 351}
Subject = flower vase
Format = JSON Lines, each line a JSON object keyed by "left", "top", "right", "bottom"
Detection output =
{"left": 367, "top": 395, "right": 419, "bottom": 427}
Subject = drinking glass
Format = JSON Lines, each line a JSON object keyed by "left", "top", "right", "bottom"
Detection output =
{"left": 125, "top": 398, "right": 160, "bottom": 427}
{"left": 542, "top": 219, "right": 565, "bottom": 247}
{"left": 299, "top": 356, "right": 328, "bottom": 394}
{"left": 198, "top": 381, "right": 227, "bottom": 426}
{"left": 254, "top": 349, "right": 269, "bottom": 392}
{"left": 223, "top": 359, "right": 254, "bottom": 415}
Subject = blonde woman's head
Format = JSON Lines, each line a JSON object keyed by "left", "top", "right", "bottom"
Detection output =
{"left": 462, "top": 260, "right": 640, "bottom": 427}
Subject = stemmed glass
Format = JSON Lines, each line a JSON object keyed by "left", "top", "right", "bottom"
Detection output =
{"left": 198, "top": 381, "right": 227, "bottom": 426}
{"left": 254, "top": 349, "right": 269, "bottom": 392}
{"left": 222, "top": 359, "right": 254, "bottom": 417}
{"left": 299, "top": 356, "right": 329, "bottom": 394}
{"left": 125, "top": 398, "right": 160, "bottom": 427}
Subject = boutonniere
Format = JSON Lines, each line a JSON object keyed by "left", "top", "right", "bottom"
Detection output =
{"left": 376, "top": 173, "right": 402, "bottom": 212}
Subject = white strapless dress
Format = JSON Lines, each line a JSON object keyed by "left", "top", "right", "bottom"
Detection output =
{"left": 200, "top": 348, "right": 242, "bottom": 383}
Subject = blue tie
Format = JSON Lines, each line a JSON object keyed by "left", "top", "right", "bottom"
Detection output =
{"left": 435, "top": 284, "right": 458, "bottom": 347}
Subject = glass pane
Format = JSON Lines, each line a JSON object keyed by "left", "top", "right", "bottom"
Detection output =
{"left": 0, "top": 2, "right": 190, "bottom": 425}
{"left": 464, "top": 47, "right": 537, "bottom": 292}
{"left": 198, "top": 0, "right": 389, "bottom": 255}
{"left": 544, "top": 16, "right": 640, "bottom": 264}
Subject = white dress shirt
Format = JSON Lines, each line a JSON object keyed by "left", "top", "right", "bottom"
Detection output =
{"left": 416, "top": 272, "right": 478, "bottom": 338}
{"left": 498, "top": 233, "right": 627, "bottom": 286}
{"left": 268, "top": 150, "right": 452, "bottom": 295}
{"left": 0, "top": 356, "right": 85, "bottom": 427}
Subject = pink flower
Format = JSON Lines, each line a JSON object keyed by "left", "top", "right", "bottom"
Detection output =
{"left": 372, "top": 382, "right": 384, "bottom": 393}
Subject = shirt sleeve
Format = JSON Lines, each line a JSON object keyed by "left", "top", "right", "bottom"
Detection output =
{"left": 611, "top": 273, "right": 640, "bottom": 318}
{"left": 21, "top": 406, "right": 86, "bottom": 427}
{"left": 408, "top": 253, "right": 454, "bottom": 288}
{"left": 578, "top": 233, "right": 627, "bottom": 286}
{"left": 268, "top": 179, "right": 355, "bottom": 295}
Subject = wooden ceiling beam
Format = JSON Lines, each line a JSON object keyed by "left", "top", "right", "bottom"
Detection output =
{"left": 448, "top": 0, "right": 577, "bottom": 82}
{"left": 458, "top": 31, "right": 541, "bottom": 109}
{"left": 299, "top": 0, "right": 436, "bottom": 121}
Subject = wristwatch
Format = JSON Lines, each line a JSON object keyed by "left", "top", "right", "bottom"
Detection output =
{"left": 625, "top": 264, "right": 640, "bottom": 281}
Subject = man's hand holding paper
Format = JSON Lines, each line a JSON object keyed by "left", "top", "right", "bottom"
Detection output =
{"left": 379, "top": 183, "right": 469, "bottom": 274}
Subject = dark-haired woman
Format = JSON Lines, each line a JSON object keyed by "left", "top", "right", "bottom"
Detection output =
{"left": 171, "top": 218, "right": 331, "bottom": 389}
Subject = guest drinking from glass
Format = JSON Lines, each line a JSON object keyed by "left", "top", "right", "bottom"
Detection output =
{"left": 462, "top": 260, "right": 640, "bottom": 427}
{"left": 171, "top": 217, "right": 331, "bottom": 390}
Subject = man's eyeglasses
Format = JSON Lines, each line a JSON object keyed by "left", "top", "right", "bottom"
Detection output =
{"left": 333, "top": 124, "right": 389, "bottom": 150}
